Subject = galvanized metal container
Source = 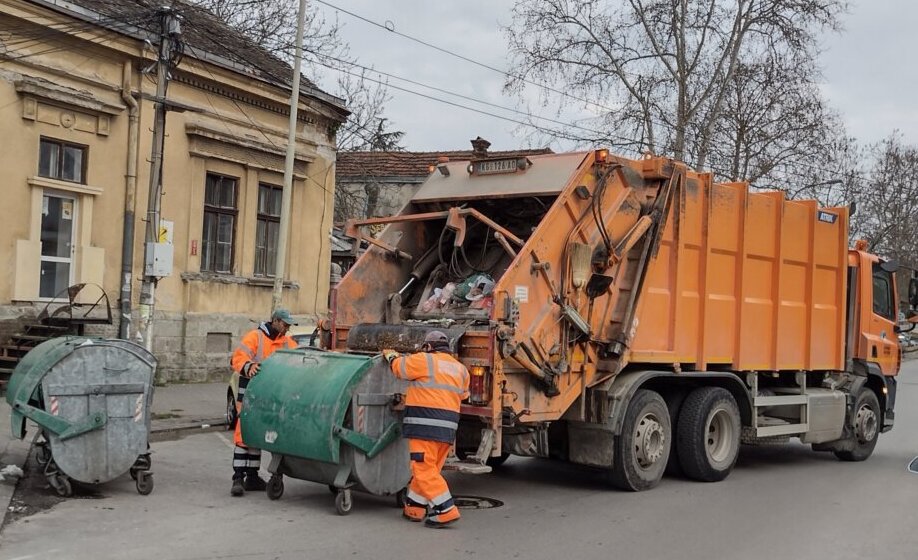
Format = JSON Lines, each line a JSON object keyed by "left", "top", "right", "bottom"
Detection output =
{"left": 6, "top": 337, "right": 156, "bottom": 496}
{"left": 241, "top": 348, "right": 410, "bottom": 515}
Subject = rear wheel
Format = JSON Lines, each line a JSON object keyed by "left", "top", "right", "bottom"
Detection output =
{"left": 663, "top": 391, "right": 687, "bottom": 477}
{"left": 609, "top": 389, "right": 670, "bottom": 491}
{"left": 676, "top": 387, "right": 741, "bottom": 482}
{"left": 834, "top": 388, "right": 880, "bottom": 462}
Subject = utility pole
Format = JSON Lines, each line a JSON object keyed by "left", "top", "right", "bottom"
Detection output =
{"left": 138, "top": 7, "right": 181, "bottom": 352}
{"left": 271, "top": 0, "right": 307, "bottom": 312}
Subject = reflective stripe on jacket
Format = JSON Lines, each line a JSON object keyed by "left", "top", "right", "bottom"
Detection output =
{"left": 230, "top": 322, "right": 296, "bottom": 376}
{"left": 390, "top": 352, "right": 470, "bottom": 443}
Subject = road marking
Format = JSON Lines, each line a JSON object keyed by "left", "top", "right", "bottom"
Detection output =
{"left": 214, "top": 432, "right": 235, "bottom": 450}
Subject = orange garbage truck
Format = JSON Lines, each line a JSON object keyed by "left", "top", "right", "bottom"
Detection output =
{"left": 328, "top": 149, "right": 915, "bottom": 491}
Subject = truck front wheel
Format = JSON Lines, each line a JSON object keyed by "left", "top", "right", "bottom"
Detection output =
{"left": 834, "top": 388, "right": 880, "bottom": 462}
{"left": 676, "top": 387, "right": 741, "bottom": 482}
{"left": 610, "top": 389, "right": 670, "bottom": 491}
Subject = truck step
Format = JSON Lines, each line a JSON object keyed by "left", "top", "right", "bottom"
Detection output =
{"left": 754, "top": 394, "right": 808, "bottom": 407}
{"left": 741, "top": 426, "right": 790, "bottom": 445}
{"left": 443, "top": 460, "right": 492, "bottom": 475}
{"left": 755, "top": 416, "right": 808, "bottom": 437}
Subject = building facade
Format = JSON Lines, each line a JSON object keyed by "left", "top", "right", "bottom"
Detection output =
{"left": 0, "top": 0, "right": 348, "bottom": 382}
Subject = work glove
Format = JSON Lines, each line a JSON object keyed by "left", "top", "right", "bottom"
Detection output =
{"left": 382, "top": 349, "right": 399, "bottom": 364}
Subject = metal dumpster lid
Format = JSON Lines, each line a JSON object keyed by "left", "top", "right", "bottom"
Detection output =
{"left": 5, "top": 338, "right": 155, "bottom": 440}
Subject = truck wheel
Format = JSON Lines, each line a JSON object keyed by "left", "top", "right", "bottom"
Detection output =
{"left": 677, "top": 387, "right": 741, "bottom": 482}
{"left": 486, "top": 453, "right": 511, "bottom": 467}
{"left": 664, "top": 391, "right": 687, "bottom": 477}
{"left": 609, "top": 389, "right": 670, "bottom": 491}
{"left": 834, "top": 388, "right": 880, "bottom": 462}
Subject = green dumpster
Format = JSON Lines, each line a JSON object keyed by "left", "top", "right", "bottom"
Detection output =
{"left": 241, "top": 348, "right": 410, "bottom": 515}
{"left": 6, "top": 337, "right": 156, "bottom": 497}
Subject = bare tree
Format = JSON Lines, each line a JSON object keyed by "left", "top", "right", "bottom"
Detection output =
{"left": 704, "top": 46, "right": 839, "bottom": 184}
{"left": 191, "top": 0, "right": 403, "bottom": 151}
{"left": 505, "top": 0, "right": 846, "bottom": 173}
{"left": 853, "top": 133, "right": 918, "bottom": 276}
{"left": 194, "top": 0, "right": 343, "bottom": 65}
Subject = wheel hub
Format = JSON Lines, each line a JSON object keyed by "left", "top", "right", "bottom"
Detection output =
{"left": 634, "top": 413, "right": 666, "bottom": 468}
{"left": 706, "top": 408, "right": 735, "bottom": 464}
{"left": 855, "top": 404, "right": 878, "bottom": 444}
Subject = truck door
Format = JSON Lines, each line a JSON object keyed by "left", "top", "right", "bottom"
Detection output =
{"left": 863, "top": 262, "right": 899, "bottom": 374}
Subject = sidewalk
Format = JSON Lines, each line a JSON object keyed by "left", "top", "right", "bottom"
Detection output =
{"left": 0, "top": 381, "right": 227, "bottom": 526}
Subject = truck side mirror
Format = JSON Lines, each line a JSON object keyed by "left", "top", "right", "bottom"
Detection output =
{"left": 880, "top": 259, "right": 899, "bottom": 273}
{"left": 909, "top": 275, "right": 918, "bottom": 307}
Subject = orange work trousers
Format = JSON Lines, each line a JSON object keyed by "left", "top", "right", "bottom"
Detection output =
{"left": 404, "top": 439, "right": 460, "bottom": 523}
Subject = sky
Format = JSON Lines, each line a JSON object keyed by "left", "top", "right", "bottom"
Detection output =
{"left": 316, "top": 0, "right": 918, "bottom": 153}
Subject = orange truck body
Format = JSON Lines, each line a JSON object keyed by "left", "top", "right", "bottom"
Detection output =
{"left": 330, "top": 149, "right": 907, "bottom": 489}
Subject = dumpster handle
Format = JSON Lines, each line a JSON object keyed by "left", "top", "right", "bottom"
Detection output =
{"left": 333, "top": 421, "right": 401, "bottom": 459}
{"left": 12, "top": 402, "right": 108, "bottom": 441}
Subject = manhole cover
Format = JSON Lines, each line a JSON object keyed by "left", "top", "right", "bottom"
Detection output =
{"left": 453, "top": 495, "right": 503, "bottom": 509}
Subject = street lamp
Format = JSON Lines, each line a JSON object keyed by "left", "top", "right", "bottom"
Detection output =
{"left": 787, "top": 179, "right": 843, "bottom": 200}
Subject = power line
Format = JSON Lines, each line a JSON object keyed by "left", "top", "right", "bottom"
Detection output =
{"left": 314, "top": 0, "right": 626, "bottom": 118}
{"left": 310, "top": 51, "right": 641, "bottom": 149}
{"left": 315, "top": 0, "right": 853, "bottom": 186}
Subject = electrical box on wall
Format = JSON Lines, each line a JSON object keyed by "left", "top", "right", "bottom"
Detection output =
{"left": 144, "top": 242, "right": 173, "bottom": 277}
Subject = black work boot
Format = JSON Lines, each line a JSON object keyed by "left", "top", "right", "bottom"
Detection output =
{"left": 231, "top": 478, "right": 245, "bottom": 497}
{"left": 244, "top": 473, "right": 267, "bottom": 491}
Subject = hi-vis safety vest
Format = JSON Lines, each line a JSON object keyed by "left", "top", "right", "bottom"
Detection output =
{"left": 231, "top": 323, "right": 296, "bottom": 376}
{"left": 390, "top": 352, "right": 470, "bottom": 443}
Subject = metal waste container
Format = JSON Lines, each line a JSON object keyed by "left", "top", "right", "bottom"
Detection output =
{"left": 241, "top": 348, "right": 410, "bottom": 515}
{"left": 6, "top": 337, "right": 157, "bottom": 496}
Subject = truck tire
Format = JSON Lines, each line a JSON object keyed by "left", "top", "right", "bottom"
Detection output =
{"left": 610, "top": 389, "right": 670, "bottom": 491}
{"left": 676, "top": 387, "right": 740, "bottom": 482}
{"left": 663, "top": 391, "right": 687, "bottom": 477}
{"left": 834, "top": 388, "right": 880, "bottom": 462}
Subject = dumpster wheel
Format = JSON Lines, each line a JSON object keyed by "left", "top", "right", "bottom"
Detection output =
{"left": 49, "top": 474, "right": 72, "bottom": 498}
{"left": 395, "top": 488, "right": 407, "bottom": 509}
{"left": 335, "top": 489, "right": 353, "bottom": 516}
{"left": 267, "top": 475, "right": 284, "bottom": 500}
{"left": 135, "top": 472, "right": 154, "bottom": 495}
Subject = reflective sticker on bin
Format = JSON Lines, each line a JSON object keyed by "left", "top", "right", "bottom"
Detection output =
{"left": 134, "top": 394, "right": 144, "bottom": 422}
{"left": 49, "top": 396, "right": 59, "bottom": 416}
{"left": 265, "top": 430, "right": 278, "bottom": 444}
{"left": 357, "top": 405, "right": 366, "bottom": 432}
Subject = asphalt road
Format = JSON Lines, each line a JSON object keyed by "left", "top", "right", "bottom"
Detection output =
{"left": 2, "top": 362, "right": 917, "bottom": 560}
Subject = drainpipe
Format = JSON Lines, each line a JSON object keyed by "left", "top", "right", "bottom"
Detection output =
{"left": 119, "top": 61, "right": 140, "bottom": 339}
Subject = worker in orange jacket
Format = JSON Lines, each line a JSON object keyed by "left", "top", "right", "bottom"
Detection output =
{"left": 229, "top": 308, "right": 297, "bottom": 496}
{"left": 383, "top": 330, "right": 470, "bottom": 528}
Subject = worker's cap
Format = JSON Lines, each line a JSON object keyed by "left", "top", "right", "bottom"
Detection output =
{"left": 271, "top": 308, "right": 298, "bottom": 326}
{"left": 423, "top": 330, "right": 449, "bottom": 344}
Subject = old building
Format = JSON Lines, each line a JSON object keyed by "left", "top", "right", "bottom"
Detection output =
{"left": 0, "top": 0, "right": 348, "bottom": 383}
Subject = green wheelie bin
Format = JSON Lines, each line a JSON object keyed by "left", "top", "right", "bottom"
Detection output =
{"left": 241, "top": 347, "right": 410, "bottom": 515}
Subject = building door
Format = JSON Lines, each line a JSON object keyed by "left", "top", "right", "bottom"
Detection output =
{"left": 39, "top": 192, "right": 76, "bottom": 299}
